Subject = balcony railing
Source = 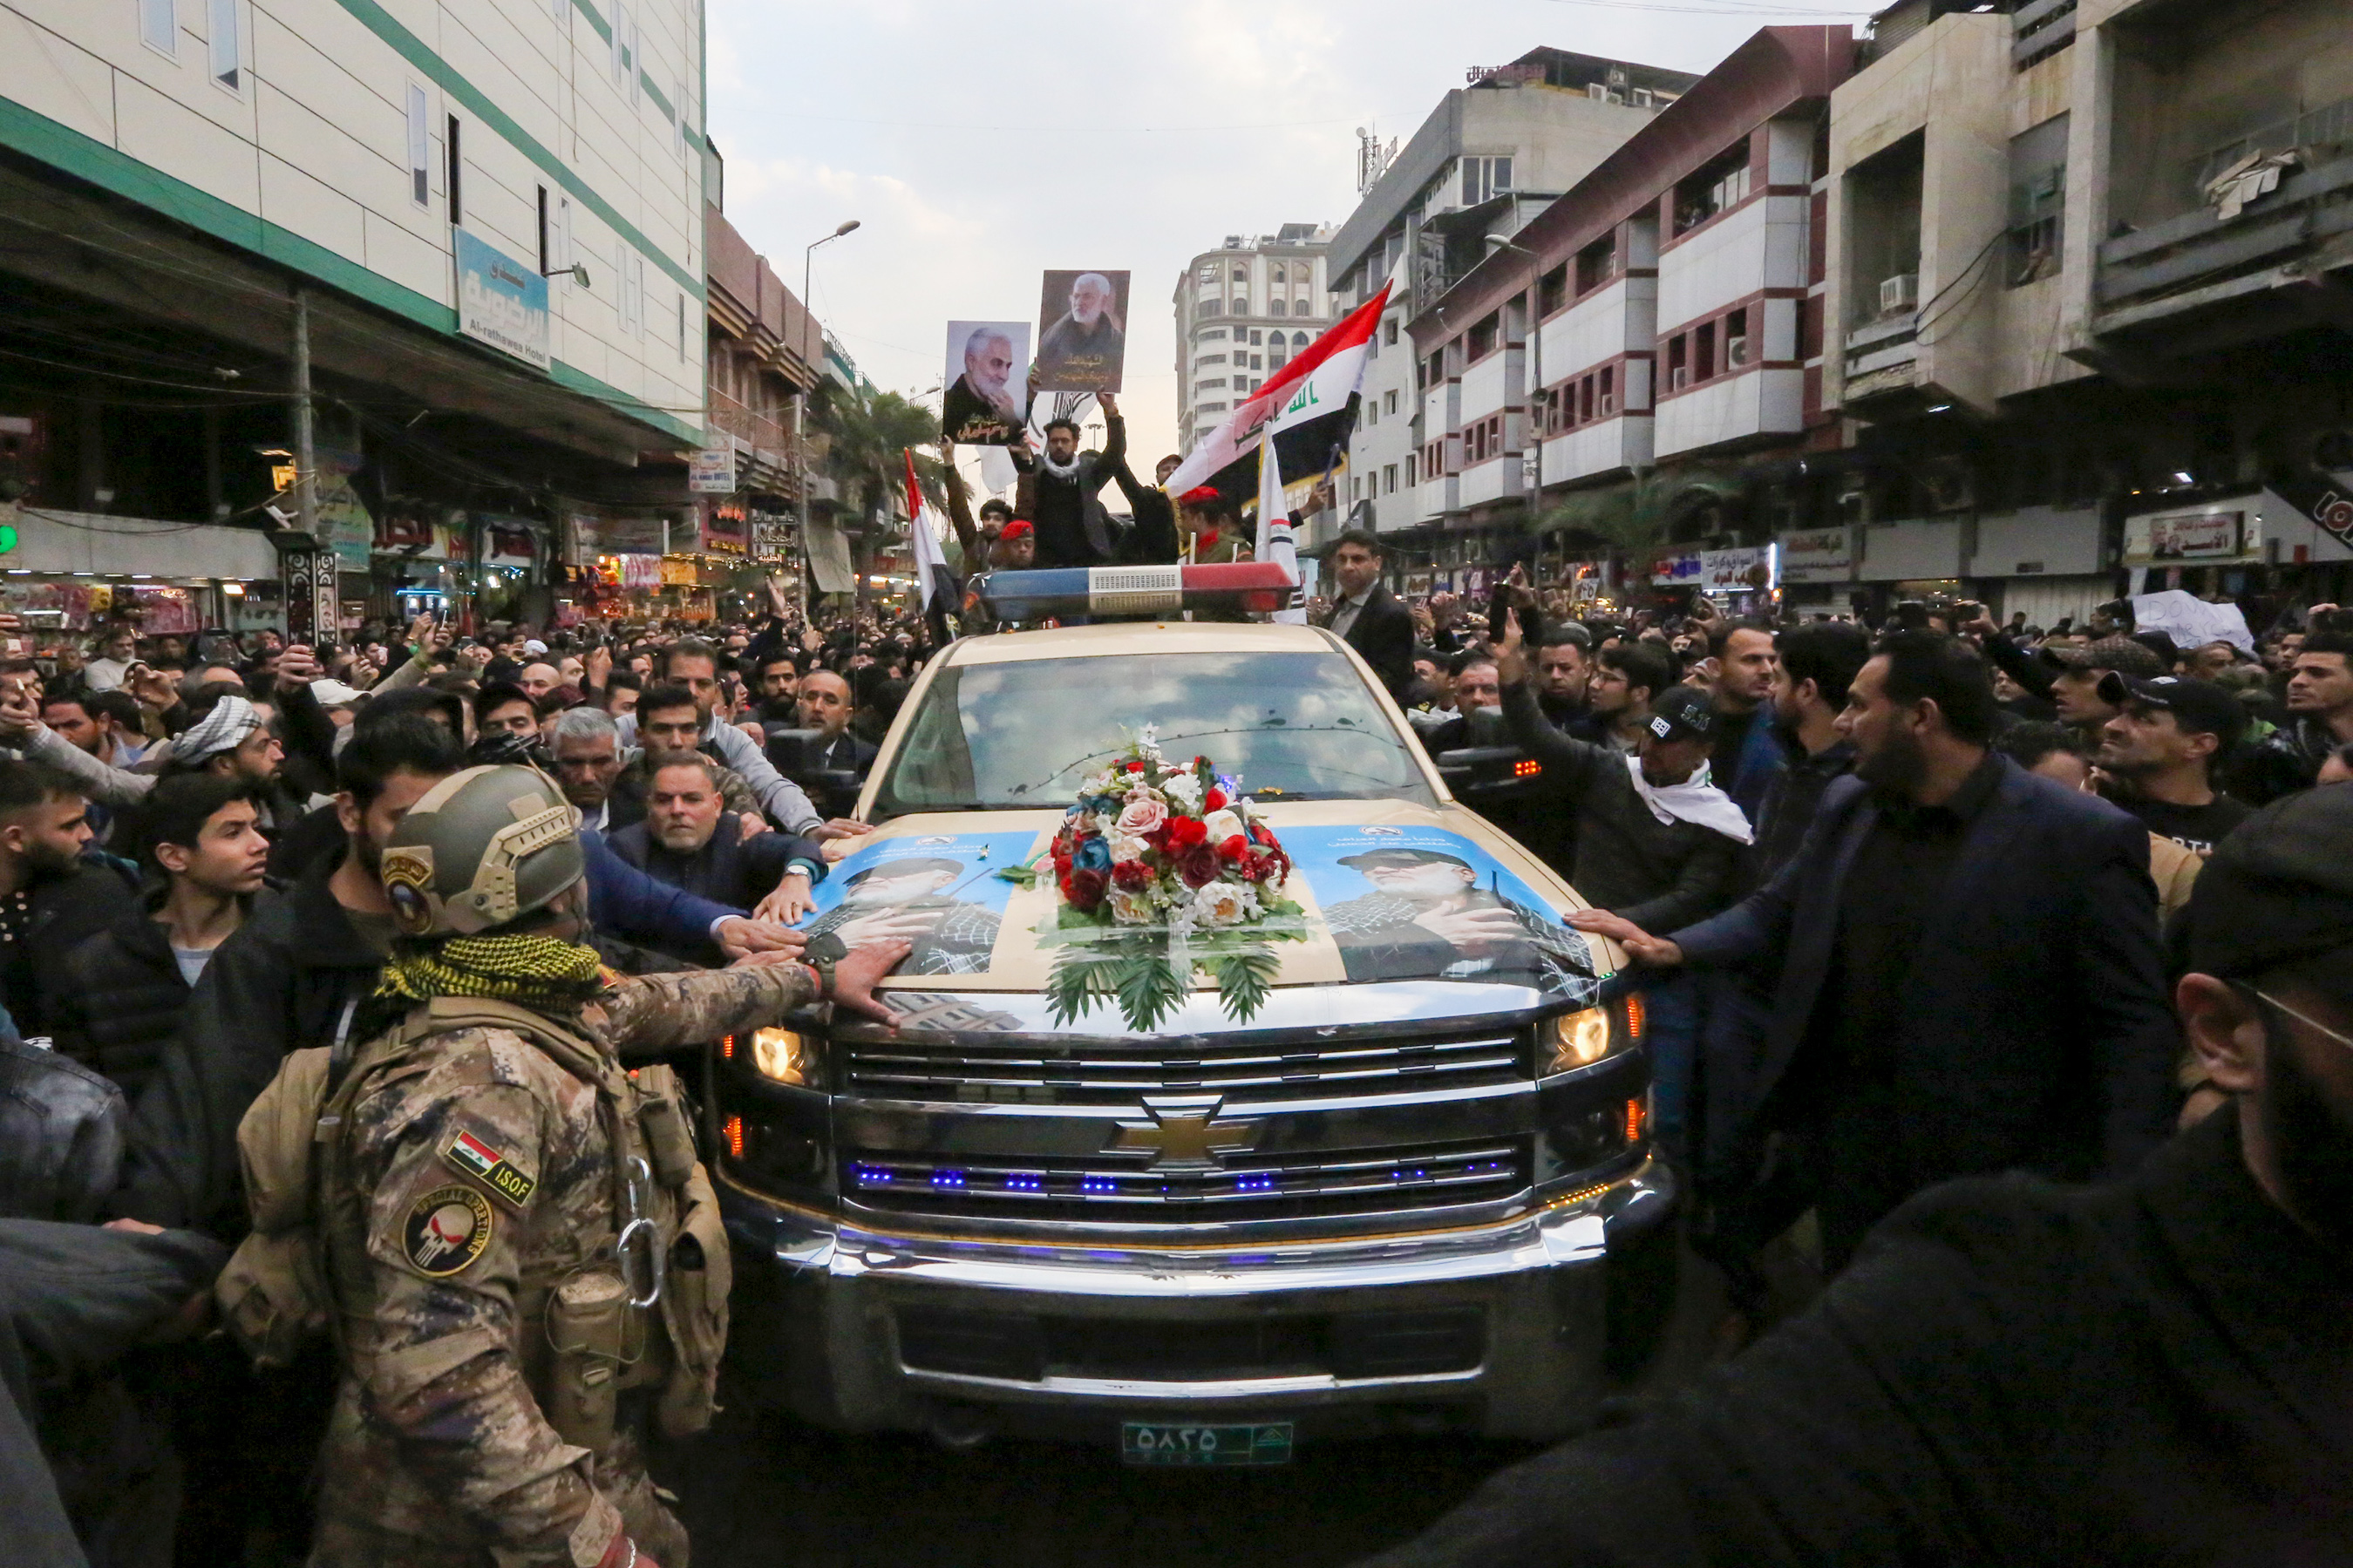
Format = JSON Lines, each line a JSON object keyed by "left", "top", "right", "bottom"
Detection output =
{"left": 2096, "top": 152, "right": 2353, "bottom": 320}
{"left": 2013, "top": 0, "right": 2076, "bottom": 70}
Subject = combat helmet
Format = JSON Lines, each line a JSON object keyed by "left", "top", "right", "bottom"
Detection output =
{"left": 379, "top": 764, "right": 585, "bottom": 938}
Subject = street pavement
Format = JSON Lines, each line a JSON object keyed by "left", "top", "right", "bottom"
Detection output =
{"left": 659, "top": 1238, "right": 1810, "bottom": 1567}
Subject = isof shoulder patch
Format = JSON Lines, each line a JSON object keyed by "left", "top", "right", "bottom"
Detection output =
{"left": 402, "top": 1185, "right": 494, "bottom": 1277}
{"left": 441, "top": 1128, "right": 538, "bottom": 1209}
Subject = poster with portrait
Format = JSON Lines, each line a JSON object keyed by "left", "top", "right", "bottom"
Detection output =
{"left": 942, "top": 322, "right": 1030, "bottom": 446}
{"left": 800, "top": 831, "right": 1034, "bottom": 977}
{"left": 1034, "top": 269, "right": 1131, "bottom": 393}
{"left": 1279, "top": 824, "right": 1599, "bottom": 998}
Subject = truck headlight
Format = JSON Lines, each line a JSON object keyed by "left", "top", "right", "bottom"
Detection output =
{"left": 1543, "top": 994, "right": 1642, "bottom": 1076}
{"left": 749, "top": 1027, "right": 811, "bottom": 1087}
{"left": 1546, "top": 1008, "right": 1613, "bottom": 1075}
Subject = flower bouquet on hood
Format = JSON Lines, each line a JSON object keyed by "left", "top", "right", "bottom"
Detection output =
{"left": 999, "top": 727, "right": 1306, "bottom": 1030}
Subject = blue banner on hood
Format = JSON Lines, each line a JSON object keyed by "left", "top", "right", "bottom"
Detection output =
{"left": 800, "top": 832, "right": 1033, "bottom": 979}
{"left": 1281, "top": 825, "right": 1597, "bottom": 996}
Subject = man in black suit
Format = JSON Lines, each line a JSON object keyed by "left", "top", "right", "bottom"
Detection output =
{"left": 1572, "top": 631, "right": 2178, "bottom": 1271}
{"left": 795, "top": 669, "right": 880, "bottom": 779}
{"left": 1319, "top": 528, "right": 1415, "bottom": 703}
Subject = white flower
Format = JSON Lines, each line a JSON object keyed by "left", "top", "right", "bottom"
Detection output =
{"left": 1191, "top": 880, "right": 1259, "bottom": 927}
{"left": 1165, "top": 772, "right": 1202, "bottom": 811}
{"left": 1201, "top": 808, "right": 1244, "bottom": 845}
{"left": 1110, "top": 834, "right": 1150, "bottom": 864}
{"left": 1109, "top": 886, "right": 1156, "bottom": 924}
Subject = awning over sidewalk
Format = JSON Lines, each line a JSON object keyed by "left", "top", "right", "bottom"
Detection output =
{"left": 5, "top": 510, "right": 281, "bottom": 580}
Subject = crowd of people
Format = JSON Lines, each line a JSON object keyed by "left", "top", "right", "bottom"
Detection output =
{"left": 0, "top": 522, "right": 2347, "bottom": 1565}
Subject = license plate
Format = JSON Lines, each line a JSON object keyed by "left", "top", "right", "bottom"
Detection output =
{"left": 1120, "top": 1421, "right": 1293, "bottom": 1467}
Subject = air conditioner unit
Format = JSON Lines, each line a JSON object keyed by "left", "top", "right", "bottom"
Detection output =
{"left": 1599, "top": 393, "right": 1617, "bottom": 417}
{"left": 1631, "top": 89, "right": 1655, "bottom": 108}
{"left": 1880, "top": 273, "right": 1921, "bottom": 314}
{"left": 1727, "top": 336, "right": 1751, "bottom": 367}
{"left": 1670, "top": 366, "right": 1691, "bottom": 391}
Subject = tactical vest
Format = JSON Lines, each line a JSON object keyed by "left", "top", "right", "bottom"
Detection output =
{"left": 215, "top": 994, "right": 729, "bottom": 1447}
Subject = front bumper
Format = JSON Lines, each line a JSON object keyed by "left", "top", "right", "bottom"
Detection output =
{"left": 717, "top": 1156, "right": 1675, "bottom": 1443}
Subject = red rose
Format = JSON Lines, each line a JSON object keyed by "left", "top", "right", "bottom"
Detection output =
{"left": 1218, "top": 834, "right": 1249, "bottom": 861}
{"left": 1067, "top": 867, "right": 1109, "bottom": 910}
{"left": 1112, "top": 860, "right": 1153, "bottom": 890}
{"left": 1166, "top": 817, "right": 1207, "bottom": 849}
{"left": 1126, "top": 760, "right": 1146, "bottom": 772}
{"left": 1251, "top": 823, "right": 1276, "bottom": 847}
{"left": 1145, "top": 824, "right": 1172, "bottom": 853}
{"left": 1203, "top": 787, "right": 1228, "bottom": 813}
{"left": 1177, "top": 845, "right": 1221, "bottom": 887}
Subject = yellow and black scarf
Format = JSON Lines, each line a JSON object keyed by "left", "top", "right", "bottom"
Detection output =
{"left": 377, "top": 932, "right": 608, "bottom": 1014}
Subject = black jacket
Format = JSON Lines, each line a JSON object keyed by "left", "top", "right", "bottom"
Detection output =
{"left": 1670, "top": 757, "right": 2177, "bottom": 1187}
{"left": 606, "top": 815, "right": 826, "bottom": 950}
{"left": 1747, "top": 736, "right": 1855, "bottom": 886}
{"left": 0, "top": 1042, "right": 125, "bottom": 1225}
{"left": 113, "top": 857, "right": 382, "bottom": 1232}
{"left": 1108, "top": 458, "right": 1180, "bottom": 566}
{"left": 49, "top": 888, "right": 216, "bottom": 1105}
{"left": 1500, "top": 684, "right": 1746, "bottom": 933}
{"left": 1, "top": 856, "right": 139, "bottom": 1041}
{"left": 1364, "top": 1111, "right": 2353, "bottom": 1568}
{"left": 1322, "top": 585, "right": 1417, "bottom": 703}
{"left": 1012, "top": 417, "right": 1123, "bottom": 568}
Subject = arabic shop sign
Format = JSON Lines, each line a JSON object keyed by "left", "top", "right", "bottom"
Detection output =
{"left": 1650, "top": 545, "right": 1777, "bottom": 591}
{"left": 455, "top": 229, "right": 550, "bottom": 370}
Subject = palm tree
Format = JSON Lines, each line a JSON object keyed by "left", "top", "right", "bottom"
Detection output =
{"left": 809, "top": 384, "right": 952, "bottom": 610}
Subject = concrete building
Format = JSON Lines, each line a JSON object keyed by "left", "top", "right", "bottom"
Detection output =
{"left": 1405, "top": 28, "right": 1854, "bottom": 600}
{"left": 1321, "top": 50, "right": 1700, "bottom": 551}
{"left": 1173, "top": 223, "right": 1331, "bottom": 456}
{"left": 1812, "top": 0, "right": 2353, "bottom": 628}
{"left": 0, "top": 0, "right": 711, "bottom": 634}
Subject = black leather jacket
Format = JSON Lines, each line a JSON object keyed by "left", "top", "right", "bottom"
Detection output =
{"left": 0, "top": 1042, "right": 126, "bottom": 1225}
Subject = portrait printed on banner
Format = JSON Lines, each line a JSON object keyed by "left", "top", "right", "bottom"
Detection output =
{"left": 1034, "top": 269, "right": 1130, "bottom": 393}
{"left": 942, "top": 321, "right": 1031, "bottom": 445}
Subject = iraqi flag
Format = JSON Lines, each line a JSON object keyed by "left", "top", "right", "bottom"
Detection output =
{"left": 904, "top": 449, "right": 961, "bottom": 641}
{"left": 1165, "top": 282, "right": 1390, "bottom": 521}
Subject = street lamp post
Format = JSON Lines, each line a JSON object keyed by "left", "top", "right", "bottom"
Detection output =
{"left": 797, "top": 219, "right": 861, "bottom": 618}
{"left": 1486, "top": 234, "right": 1545, "bottom": 580}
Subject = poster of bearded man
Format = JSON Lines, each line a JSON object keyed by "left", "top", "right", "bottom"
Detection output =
{"left": 1035, "top": 269, "right": 1129, "bottom": 392}
{"left": 942, "top": 321, "right": 1030, "bottom": 445}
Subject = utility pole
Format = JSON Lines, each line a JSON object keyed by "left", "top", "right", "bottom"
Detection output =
{"left": 292, "top": 287, "right": 318, "bottom": 535}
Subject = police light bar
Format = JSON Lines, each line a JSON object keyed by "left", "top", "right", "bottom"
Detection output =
{"left": 974, "top": 562, "right": 1297, "bottom": 621}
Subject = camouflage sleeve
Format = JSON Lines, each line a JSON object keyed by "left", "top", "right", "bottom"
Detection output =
{"left": 349, "top": 1037, "right": 622, "bottom": 1567}
{"left": 595, "top": 963, "right": 819, "bottom": 1056}
{"left": 718, "top": 765, "right": 760, "bottom": 818}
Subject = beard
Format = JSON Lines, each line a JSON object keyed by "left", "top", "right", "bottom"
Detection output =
{"left": 2258, "top": 1010, "right": 2353, "bottom": 1256}
{"left": 1855, "top": 721, "right": 1928, "bottom": 797}
{"left": 22, "top": 838, "right": 80, "bottom": 878}
{"left": 351, "top": 825, "right": 386, "bottom": 879}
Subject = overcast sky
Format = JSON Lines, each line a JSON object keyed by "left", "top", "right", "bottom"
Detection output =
{"left": 705, "top": 0, "right": 1870, "bottom": 466}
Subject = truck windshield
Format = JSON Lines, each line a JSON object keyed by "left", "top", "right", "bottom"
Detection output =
{"left": 874, "top": 651, "right": 1437, "bottom": 814}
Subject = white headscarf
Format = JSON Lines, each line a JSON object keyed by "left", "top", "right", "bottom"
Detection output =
{"left": 175, "top": 693, "right": 262, "bottom": 765}
{"left": 1623, "top": 755, "right": 1753, "bottom": 845}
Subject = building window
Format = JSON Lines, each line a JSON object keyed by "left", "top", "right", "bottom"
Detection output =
{"left": 1198, "top": 299, "right": 1221, "bottom": 317}
{"left": 406, "top": 85, "right": 430, "bottom": 207}
{"left": 1271, "top": 300, "right": 1287, "bottom": 316}
{"left": 1696, "top": 320, "right": 1716, "bottom": 381}
{"left": 1196, "top": 352, "right": 1226, "bottom": 366}
{"left": 1198, "top": 329, "right": 1226, "bottom": 343}
{"left": 1384, "top": 318, "right": 1399, "bottom": 345}
{"left": 1272, "top": 264, "right": 1287, "bottom": 283}
{"left": 445, "top": 115, "right": 462, "bottom": 225}
{"left": 1599, "top": 365, "right": 1615, "bottom": 416}
{"left": 1251, "top": 330, "right": 1263, "bottom": 345}
{"left": 1251, "top": 355, "right": 1262, "bottom": 370}
{"left": 1384, "top": 464, "right": 1398, "bottom": 495}
{"left": 1459, "top": 154, "right": 1513, "bottom": 206}
{"left": 1232, "top": 267, "right": 1248, "bottom": 284}
{"left": 1293, "top": 330, "right": 1309, "bottom": 348}
{"left": 536, "top": 186, "right": 550, "bottom": 273}
{"left": 1675, "top": 142, "right": 1753, "bottom": 234}
{"left": 1406, "top": 454, "right": 1417, "bottom": 486}
{"left": 207, "top": 0, "right": 240, "bottom": 90}
{"left": 1467, "top": 310, "right": 1500, "bottom": 359}
{"left": 2007, "top": 112, "right": 2070, "bottom": 287}
{"left": 1365, "top": 403, "right": 1377, "bottom": 428}
{"left": 1196, "top": 378, "right": 1227, "bottom": 392}
{"left": 1726, "top": 307, "right": 1750, "bottom": 368}
{"left": 1668, "top": 334, "right": 1689, "bottom": 390}
{"left": 1538, "top": 263, "right": 1568, "bottom": 316}
{"left": 139, "top": 0, "right": 175, "bottom": 56}
{"left": 1384, "top": 390, "right": 1398, "bottom": 416}
{"left": 677, "top": 293, "right": 686, "bottom": 356}
{"left": 620, "top": 250, "right": 643, "bottom": 336}
{"left": 611, "top": 3, "right": 636, "bottom": 94}
{"left": 1575, "top": 233, "right": 1617, "bottom": 295}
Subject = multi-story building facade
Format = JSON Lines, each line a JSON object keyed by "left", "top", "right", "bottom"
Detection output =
{"left": 1173, "top": 223, "right": 1331, "bottom": 456}
{"left": 1322, "top": 49, "right": 1700, "bottom": 551}
{"left": 0, "top": 0, "right": 711, "bottom": 632}
{"left": 1407, "top": 28, "right": 1854, "bottom": 595}
{"left": 1812, "top": 0, "right": 2353, "bottom": 627}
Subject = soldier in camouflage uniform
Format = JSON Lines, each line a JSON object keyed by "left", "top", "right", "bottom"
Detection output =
{"left": 307, "top": 765, "right": 904, "bottom": 1568}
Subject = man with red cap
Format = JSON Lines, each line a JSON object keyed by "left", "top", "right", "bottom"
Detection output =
{"left": 991, "top": 519, "right": 1036, "bottom": 571}
{"left": 1176, "top": 488, "right": 1251, "bottom": 564}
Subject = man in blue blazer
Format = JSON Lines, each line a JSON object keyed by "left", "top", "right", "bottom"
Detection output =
{"left": 1574, "top": 631, "right": 2180, "bottom": 1269}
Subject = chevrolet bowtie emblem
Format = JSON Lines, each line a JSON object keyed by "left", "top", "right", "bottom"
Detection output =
{"left": 1107, "top": 1096, "right": 1262, "bottom": 1170}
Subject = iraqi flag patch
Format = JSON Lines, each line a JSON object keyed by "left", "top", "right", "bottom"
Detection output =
{"left": 441, "top": 1129, "right": 538, "bottom": 1209}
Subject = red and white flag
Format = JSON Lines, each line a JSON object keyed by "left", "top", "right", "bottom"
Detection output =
{"left": 1165, "top": 282, "right": 1391, "bottom": 503}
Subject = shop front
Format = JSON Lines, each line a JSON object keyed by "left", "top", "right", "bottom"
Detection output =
{"left": 0, "top": 509, "right": 281, "bottom": 640}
